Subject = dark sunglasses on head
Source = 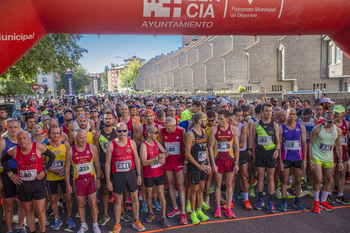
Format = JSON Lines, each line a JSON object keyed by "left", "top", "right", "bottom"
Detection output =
{"left": 117, "top": 129, "right": 128, "bottom": 133}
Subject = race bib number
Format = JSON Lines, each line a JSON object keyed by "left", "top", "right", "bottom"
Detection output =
{"left": 216, "top": 142, "right": 231, "bottom": 152}
{"left": 198, "top": 151, "right": 207, "bottom": 162}
{"left": 341, "top": 136, "right": 347, "bottom": 146}
{"left": 319, "top": 143, "right": 333, "bottom": 152}
{"left": 285, "top": 140, "right": 300, "bottom": 150}
{"left": 165, "top": 142, "right": 180, "bottom": 155}
{"left": 258, "top": 136, "right": 272, "bottom": 146}
{"left": 20, "top": 169, "right": 37, "bottom": 181}
{"left": 52, "top": 159, "right": 64, "bottom": 169}
{"left": 127, "top": 130, "right": 132, "bottom": 139}
{"left": 151, "top": 159, "right": 161, "bottom": 169}
{"left": 102, "top": 142, "right": 109, "bottom": 153}
{"left": 116, "top": 160, "right": 132, "bottom": 172}
{"left": 76, "top": 163, "right": 92, "bottom": 176}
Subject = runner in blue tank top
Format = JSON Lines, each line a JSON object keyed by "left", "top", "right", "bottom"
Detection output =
{"left": 279, "top": 108, "right": 307, "bottom": 212}
{"left": 0, "top": 119, "right": 26, "bottom": 233}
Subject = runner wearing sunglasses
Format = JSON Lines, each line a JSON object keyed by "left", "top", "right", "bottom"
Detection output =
{"left": 105, "top": 122, "right": 144, "bottom": 232}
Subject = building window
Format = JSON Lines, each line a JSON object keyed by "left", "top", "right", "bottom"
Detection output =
{"left": 222, "top": 88, "right": 229, "bottom": 91}
{"left": 272, "top": 85, "right": 282, "bottom": 92}
{"left": 328, "top": 42, "right": 335, "bottom": 66}
{"left": 336, "top": 46, "right": 342, "bottom": 63}
{"left": 42, "top": 77, "right": 47, "bottom": 83}
{"left": 245, "top": 86, "right": 252, "bottom": 91}
{"left": 313, "top": 83, "right": 326, "bottom": 91}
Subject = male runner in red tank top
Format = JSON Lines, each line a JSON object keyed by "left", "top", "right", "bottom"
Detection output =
{"left": 160, "top": 117, "right": 188, "bottom": 225}
{"left": 140, "top": 125, "right": 170, "bottom": 227}
{"left": 105, "top": 122, "right": 145, "bottom": 233}
{"left": 1, "top": 130, "right": 55, "bottom": 233}
{"left": 117, "top": 105, "right": 139, "bottom": 140}
{"left": 65, "top": 129, "right": 102, "bottom": 233}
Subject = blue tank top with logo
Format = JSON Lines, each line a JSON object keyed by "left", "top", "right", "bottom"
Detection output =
{"left": 2, "top": 137, "right": 18, "bottom": 169}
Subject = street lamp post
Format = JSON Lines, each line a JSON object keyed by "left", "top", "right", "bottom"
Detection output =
{"left": 115, "top": 56, "right": 128, "bottom": 96}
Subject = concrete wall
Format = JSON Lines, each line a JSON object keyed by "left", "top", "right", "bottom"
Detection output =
{"left": 136, "top": 35, "right": 350, "bottom": 93}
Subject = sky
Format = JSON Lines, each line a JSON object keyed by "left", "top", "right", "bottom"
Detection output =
{"left": 77, "top": 35, "right": 183, "bottom": 74}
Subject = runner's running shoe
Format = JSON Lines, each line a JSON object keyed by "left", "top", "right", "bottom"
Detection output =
{"left": 293, "top": 201, "right": 306, "bottom": 211}
{"left": 320, "top": 201, "right": 334, "bottom": 212}
{"left": 336, "top": 196, "right": 350, "bottom": 205}
{"left": 254, "top": 199, "right": 265, "bottom": 210}
{"left": 132, "top": 220, "right": 145, "bottom": 232}
{"left": 140, "top": 201, "right": 148, "bottom": 214}
{"left": 167, "top": 208, "right": 180, "bottom": 218}
{"left": 113, "top": 223, "right": 121, "bottom": 233}
{"left": 121, "top": 212, "right": 132, "bottom": 223}
{"left": 279, "top": 201, "right": 287, "bottom": 212}
{"left": 180, "top": 213, "right": 188, "bottom": 225}
{"left": 201, "top": 200, "right": 210, "bottom": 211}
{"left": 191, "top": 212, "right": 200, "bottom": 225}
{"left": 196, "top": 210, "right": 209, "bottom": 221}
{"left": 52, "top": 218, "right": 62, "bottom": 231}
{"left": 152, "top": 200, "right": 162, "bottom": 211}
{"left": 214, "top": 206, "right": 222, "bottom": 218}
{"left": 267, "top": 201, "right": 275, "bottom": 213}
{"left": 161, "top": 217, "right": 170, "bottom": 228}
{"left": 244, "top": 200, "right": 253, "bottom": 210}
{"left": 312, "top": 200, "right": 320, "bottom": 213}
{"left": 225, "top": 208, "right": 236, "bottom": 219}
{"left": 145, "top": 213, "right": 155, "bottom": 223}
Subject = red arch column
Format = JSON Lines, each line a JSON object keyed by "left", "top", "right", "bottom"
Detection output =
{"left": 0, "top": 0, "right": 46, "bottom": 76}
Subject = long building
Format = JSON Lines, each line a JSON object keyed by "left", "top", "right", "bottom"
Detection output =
{"left": 136, "top": 36, "right": 350, "bottom": 93}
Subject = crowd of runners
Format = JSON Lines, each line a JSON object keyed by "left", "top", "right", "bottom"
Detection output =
{"left": 0, "top": 92, "right": 349, "bottom": 233}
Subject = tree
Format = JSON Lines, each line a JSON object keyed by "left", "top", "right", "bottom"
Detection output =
{"left": 120, "top": 59, "right": 144, "bottom": 91}
{"left": 57, "top": 65, "right": 90, "bottom": 94}
{"left": 1, "top": 34, "right": 87, "bottom": 81}
{"left": 238, "top": 85, "right": 246, "bottom": 93}
{"left": 0, "top": 78, "right": 35, "bottom": 97}
{"left": 46, "top": 89, "right": 53, "bottom": 95}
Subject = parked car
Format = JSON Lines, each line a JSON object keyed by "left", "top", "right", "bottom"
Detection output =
{"left": 193, "top": 95, "right": 235, "bottom": 106}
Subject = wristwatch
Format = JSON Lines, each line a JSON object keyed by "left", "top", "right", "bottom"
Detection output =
{"left": 234, "top": 161, "right": 240, "bottom": 165}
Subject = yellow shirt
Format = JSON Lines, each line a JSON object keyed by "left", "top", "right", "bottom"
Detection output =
{"left": 46, "top": 141, "right": 66, "bottom": 181}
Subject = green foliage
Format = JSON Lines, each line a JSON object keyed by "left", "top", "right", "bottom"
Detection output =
{"left": 120, "top": 59, "right": 144, "bottom": 91}
{"left": 144, "top": 89, "right": 153, "bottom": 94}
{"left": 0, "top": 78, "right": 35, "bottom": 95}
{"left": 238, "top": 85, "right": 246, "bottom": 93}
{"left": 56, "top": 65, "right": 90, "bottom": 94}
{"left": 46, "top": 89, "right": 53, "bottom": 95}
{"left": 1, "top": 34, "right": 87, "bottom": 81}
{"left": 164, "top": 88, "right": 169, "bottom": 93}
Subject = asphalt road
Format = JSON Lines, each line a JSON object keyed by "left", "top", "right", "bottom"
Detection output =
{"left": 1, "top": 183, "right": 350, "bottom": 233}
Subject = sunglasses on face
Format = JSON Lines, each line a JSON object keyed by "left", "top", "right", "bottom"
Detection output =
{"left": 324, "top": 120, "right": 334, "bottom": 124}
{"left": 91, "top": 110, "right": 98, "bottom": 113}
{"left": 65, "top": 119, "right": 73, "bottom": 122}
{"left": 201, "top": 118, "right": 208, "bottom": 121}
{"left": 152, "top": 131, "right": 159, "bottom": 134}
{"left": 117, "top": 129, "right": 128, "bottom": 133}
{"left": 208, "top": 119, "right": 215, "bottom": 122}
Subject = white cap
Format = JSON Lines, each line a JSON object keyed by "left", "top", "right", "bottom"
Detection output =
{"left": 320, "top": 97, "right": 335, "bottom": 104}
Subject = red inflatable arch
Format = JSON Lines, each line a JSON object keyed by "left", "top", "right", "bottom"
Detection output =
{"left": 1, "top": 0, "right": 350, "bottom": 76}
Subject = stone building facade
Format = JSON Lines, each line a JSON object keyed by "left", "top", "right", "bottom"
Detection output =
{"left": 136, "top": 35, "right": 350, "bottom": 93}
